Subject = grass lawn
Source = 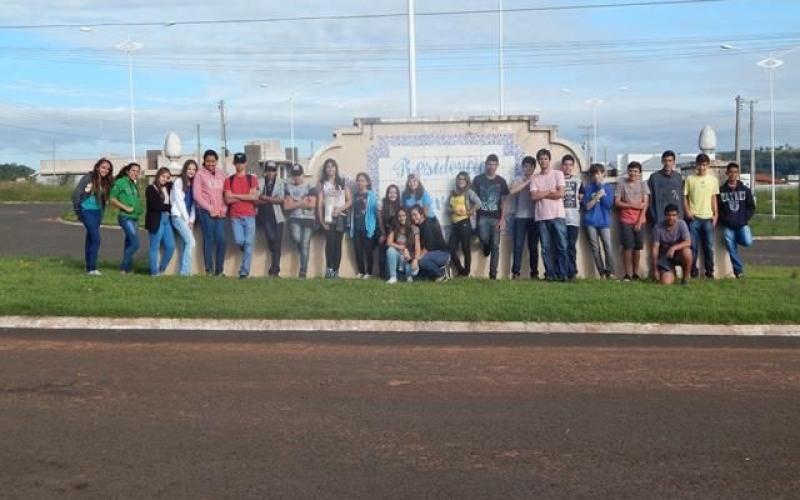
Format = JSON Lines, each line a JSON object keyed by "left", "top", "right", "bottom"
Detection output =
{"left": 0, "top": 257, "right": 797, "bottom": 324}
{"left": 0, "top": 182, "right": 72, "bottom": 203}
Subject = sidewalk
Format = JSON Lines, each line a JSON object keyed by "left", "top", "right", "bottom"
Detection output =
{"left": 1, "top": 316, "right": 799, "bottom": 336}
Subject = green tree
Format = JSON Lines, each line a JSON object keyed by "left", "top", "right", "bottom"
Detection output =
{"left": 0, "top": 163, "right": 35, "bottom": 182}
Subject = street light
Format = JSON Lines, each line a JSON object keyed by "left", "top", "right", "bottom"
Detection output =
{"left": 80, "top": 22, "right": 175, "bottom": 163}
{"left": 721, "top": 43, "right": 799, "bottom": 219}
{"left": 260, "top": 80, "right": 323, "bottom": 165}
{"left": 561, "top": 86, "right": 628, "bottom": 163}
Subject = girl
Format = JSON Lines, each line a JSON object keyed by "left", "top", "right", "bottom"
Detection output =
{"left": 350, "top": 172, "right": 379, "bottom": 279}
{"left": 109, "top": 163, "right": 144, "bottom": 274}
{"left": 402, "top": 173, "right": 443, "bottom": 237}
{"left": 377, "top": 184, "right": 401, "bottom": 279}
{"left": 145, "top": 167, "right": 176, "bottom": 276}
{"left": 171, "top": 159, "right": 197, "bottom": 276}
{"left": 317, "top": 158, "right": 352, "bottom": 278}
{"left": 447, "top": 171, "right": 482, "bottom": 277}
{"left": 71, "top": 158, "right": 114, "bottom": 275}
{"left": 385, "top": 208, "right": 420, "bottom": 284}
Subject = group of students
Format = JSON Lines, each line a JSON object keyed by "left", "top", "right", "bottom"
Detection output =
{"left": 71, "top": 147, "right": 755, "bottom": 284}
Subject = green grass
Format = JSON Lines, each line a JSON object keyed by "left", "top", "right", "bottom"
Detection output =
{"left": 0, "top": 182, "right": 72, "bottom": 203}
{"left": 754, "top": 187, "right": 798, "bottom": 216}
{"left": 749, "top": 214, "right": 800, "bottom": 237}
{"left": 0, "top": 257, "right": 798, "bottom": 324}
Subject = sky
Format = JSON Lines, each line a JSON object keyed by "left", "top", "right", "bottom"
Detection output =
{"left": 2, "top": 0, "right": 800, "bottom": 171}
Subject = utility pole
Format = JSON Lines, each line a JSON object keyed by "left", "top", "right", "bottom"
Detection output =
{"left": 734, "top": 95, "right": 742, "bottom": 166}
{"left": 52, "top": 142, "right": 56, "bottom": 180}
{"left": 748, "top": 99, "right": 757, "bottom": 199}
{"left": 196, "top": 124, "right": 201, "bottom": 162}
{"left": 577, "top": 125, "right": 593, "bottom": 163}
{"left": 219, "top": 100, "right": 228, "bottom": 172}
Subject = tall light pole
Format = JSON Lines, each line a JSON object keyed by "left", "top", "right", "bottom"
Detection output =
{"left": 261, "top": 80, "right": 322, "bottom": 164}
{"left": 407, "top": 0, "right": 418, "bottom": 117}
{"left": 80, "top": 22, "right": 175, "bottom": 163}
{"left": 562, "top": 86, "right": 627, "bottom": 163}
{"left": 498, "top": 0, "right": 505, "bottom": 115}
{"left": 721, "top": 43, "right": 800, "bottom": 219}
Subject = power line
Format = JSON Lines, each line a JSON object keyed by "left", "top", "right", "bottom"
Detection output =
{"left": 0, "top": 0, "right": 731, "bottom": 30}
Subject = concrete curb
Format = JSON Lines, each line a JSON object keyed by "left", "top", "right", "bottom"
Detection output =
{"left": 1, "top": 316, "right": 799, "bottom": 337}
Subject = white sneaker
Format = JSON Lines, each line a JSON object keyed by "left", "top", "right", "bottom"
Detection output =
{"left": 87, "top": 270, "right": 102, "bottom": 276}
{"left": 354, "top": 273, "right": 364, "bottom": 279}
{"left": 386, "top": 277, "right": 398, "bottom": 284}
{"left": 406, "top": 277, "right": 413, "bottom": 282}
{"left": 362, "top": 274, "right": 371, "bottom": 280}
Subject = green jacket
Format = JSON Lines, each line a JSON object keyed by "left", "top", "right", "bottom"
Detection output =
{"left": 110, "top": 176, "right": 143, "bottom": 219}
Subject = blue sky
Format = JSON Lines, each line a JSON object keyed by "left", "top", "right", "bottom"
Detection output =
{"left": 2, "top": 0, "right": 800, "bottom": 170}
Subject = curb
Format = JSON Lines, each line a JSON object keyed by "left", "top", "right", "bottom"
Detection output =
{"left": 1, "top": 316, "right": 799, "bottom": 337}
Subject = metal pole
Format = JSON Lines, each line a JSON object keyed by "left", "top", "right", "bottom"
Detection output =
{"left": 592, "top": 104, "right": 598, "bottom": 163}
{"left": 219, "top": 100, "right": 227, "bottom": 171}
{"left": 290, "top": 93, "right": 295, "bottom": 164}
{"left": 734, "top": 95, "right": 741, "bottom": 166}
{"left": 127, "top": 44, "right": 136, "bottom": 163}
{"left": 196, "top": 124, "right": 201, "bottom": 163}
{"left": 407, "top": 0, "right": 417, "bottom": 117}
{"left": 749, "top": 99, "right": 756, "bottom": 199}
{"left": 499, "top": 0, "right": 505, "bottom": 115}
{"left": 768, "top": 57, "right": 776, "bottom": 219}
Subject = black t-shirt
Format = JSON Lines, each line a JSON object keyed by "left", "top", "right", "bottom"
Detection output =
{"left": 257, "top": 178, "right": 277, "bottom": 225}
{"left": 473, "top": 174, "right": 509, "bottom": 219}
{"left": 418, "top": 219, "right": 448, "bottom": 252}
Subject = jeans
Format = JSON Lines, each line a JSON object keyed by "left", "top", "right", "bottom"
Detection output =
{"left": 537, "top": 218, "right": 568, "bottom": 280}
{"left": 477, "top": 216, "right": 501, "bottom": 278}
{"left": 324, "top": 228, "right": 344, "bottom": 272}
{"left": 353, "top": 230, "right": 375, "bottom": 275}
{"left": 723, "top": 225, "right": 753, "bottom": 276}
{"left": 289, "top": 221, "right": 313, "bottom": 277}
{"left": 149, "top": 212, "right": 176, "bottom": 275}
{"left": 230, "top": 216, "right": 256, "bottom": 277}
{"left": 197, "top": 209, "right": 227, "bottom": 275}
{"left": 688, "top": 217, "right": 715, "bottom": 276}
{"left": 171, "top": 216, "right": 196, "bottom": 276}
{"left": 79, "top": 208, "right": 102, "bottom": 272}
{"left": 512, "top": 217, "right": 539, "bottom": 278}
{"left": 564, "top": 225, "right": 580, "bottom": 279}
{"left": 386, "top": 247, "right": 412, "bottom": 279}
{"left": 585, "top": 225, "right": 615, "bottom": 277}
{"left": 118, "top": 215, "right": 140, "bottom": 273}
{"left": 418, "top": 250, "right": 450, "bottom": 279}
{"left": 262, "top": 221, "right": 284, "bottom": 276}
{"left": 449, "top": 219, "right": 474, "bottom": 276}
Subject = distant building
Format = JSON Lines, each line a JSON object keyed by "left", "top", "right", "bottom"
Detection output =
{"left": 35, "top": 156, "right": 127, "bottom": 185}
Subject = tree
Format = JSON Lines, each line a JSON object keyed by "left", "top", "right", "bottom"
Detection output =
{"left": 0, "top": 163, "right": 35, "bottom": 182}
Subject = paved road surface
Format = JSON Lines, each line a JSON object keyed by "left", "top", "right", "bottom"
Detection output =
{"left": 1, "top": 203, "right": 797, "bottom": 266}
{"left": 1, "top": 330, "right": 799, "bottom": 499}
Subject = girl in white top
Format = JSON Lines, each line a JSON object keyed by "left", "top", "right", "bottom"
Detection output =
{"left": 317, "top": 158, "right": 352, "bottom": 278}
{"left": 170, "top": 159, "right": 198, "bottom": 276}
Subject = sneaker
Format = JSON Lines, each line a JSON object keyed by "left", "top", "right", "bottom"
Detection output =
{"left": 489, "top": 274, "right": 497, "bottom": 280}
{"left": 680, "top": 279, "right": 689, "bottom": 286}
{"left": 325, "top": 268, "right": 333, "bottom": 279}
{"left": 386, "top": 277, "right": 398, "bottom": 284}
{"left": 530, "top": 273, "right": 539, "bottom": 280}
{"left": 606, "top": 273, "right": 617, "bottom": 280}
{"left": 299, "top": 273, "right": 307, "bottom": 279}
{"left": 622, "top": 275, "right": 631, "bottom": 282}
{"left": 87, "top": 270, "right": 102, "bottom": 276}
{"left": 511, "top": 273, "right": 520, "bottom": 280}
{"left": 239, "top": 274, "right": 249, "bottom": 279}
{"left": 705, "top": 273, "right": 715, "bottom": 280}
{"left": 435, "top": 273, "right": 450, "bottom": 283}
{"left": 362, "top": 274, "right": 371, "bottom": 280}
{"left": 632, "top": 274, "right": 641, "bottom": 281}
{"left": 690, "top": 269, "right": 699, "bottom": 279}
{"left": 354, "top": 273, "right": 364, "bottom": 279}
{"left": 734, "top": 273, "right": 743, "bottom": 280}
{"left": 406, "top": 276, "right": 414, "bottom": 282}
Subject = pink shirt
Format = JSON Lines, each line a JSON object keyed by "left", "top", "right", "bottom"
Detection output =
{"left": 530, "top": 169, "right": 566, "bottom": 221}
{"left": 193, "top": 166, "right": 228, "bottom": 216}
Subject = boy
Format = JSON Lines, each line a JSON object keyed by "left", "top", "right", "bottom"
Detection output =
{"left": 255, "top": 161, "right": 285, "bottom": 277}
{"left": 581, "top": 163, "right": 616, "bottom": 279}
{"left": 652, "top": 204, "right": 692, "bottom": 285}
{"left": 614, "top": 161, "right": 650, "bottom": 281}
{"left": 530, "top": 148, "right": 568, "bottom": 281}
{"left": 648, "top": 150, "right": 684, "bottom": 223}
{"left": 718, "top": 162, "right": 756, "bottom": 278}
{"left": 560, "top": 154, "right": 583, "bottom": 279}
{"left": 684, "top": 153, "right": 719, "bottom": 278}
{"left": 509, "top": 156, "right": 538, "bottom": 279}
{"left": 473, "top": 154, "right": 510, "bottom": 280}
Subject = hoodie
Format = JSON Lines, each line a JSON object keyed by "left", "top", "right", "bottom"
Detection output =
{"left": 718, "top": 180, "right": 755, "bottom": 230}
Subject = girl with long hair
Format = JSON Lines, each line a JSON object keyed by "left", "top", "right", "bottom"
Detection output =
{"left": 349, "top": 172, "right": 379, "bottom": 278}
{"left": 317, "top": 158, "right": 352, "bottom": 278}
{"left": 447, "top": 171, "right": 482, "bottom": 277}
{"left": 384, "top": 208, "right": 420, "bottom": 284}
{"left": 109, "top": 162, "right": 144, "bottom": 274}
{"left": 145, "top": 167, "right": 176, "bottom": 276}
{"left": 377, "top": 184, "right": 401, "bottom": 279}
{"left": 171, "top": 159, "right": 198, "bottom": 276}
{"left": 71, "top": 157, "right": 114, "bottom": 275}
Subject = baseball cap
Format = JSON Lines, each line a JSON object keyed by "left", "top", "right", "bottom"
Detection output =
{"left": 264, "top": 161, "right": 277, "bottom": 171}
{"left": 233, "top": 152, "right": 247, "bottom": 164}
{"left": 290, "top": 164, "right": 304, "bottom": 176}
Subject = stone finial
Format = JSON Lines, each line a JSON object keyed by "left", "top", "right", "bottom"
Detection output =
{"left": 164, "top": 132, "right": 182, "bottom": 173}
{"left": 698, "top": 125, "right": 717, "bottom": 158}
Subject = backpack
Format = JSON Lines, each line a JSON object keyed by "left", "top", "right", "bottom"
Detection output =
{"left": 229, "top": 174, "right": 255, "bottom": 190}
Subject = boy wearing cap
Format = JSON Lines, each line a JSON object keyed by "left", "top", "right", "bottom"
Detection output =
{"left": 255, "top": 161, "right": 285, "bottom": 277}
{"left": 224, "top": 152, "right": 259, "bottom": 278}
{"left": 284, "top": 164, "right": 317, "bottom": 278}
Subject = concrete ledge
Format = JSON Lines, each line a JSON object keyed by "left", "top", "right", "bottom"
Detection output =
{"left": 1, "top": 316, "right": 798, "bottom": 337}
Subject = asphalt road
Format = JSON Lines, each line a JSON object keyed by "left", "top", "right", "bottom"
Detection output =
{"left": 1, "top": 330, "right": 799, "bottom": 500}
{"left": 1, "top": 203, "right": 797, "bottom": 266}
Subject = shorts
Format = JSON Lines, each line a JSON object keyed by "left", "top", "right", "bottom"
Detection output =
{"left": 657, "top": 254, "right": 682, "bottom": 273}
{"left": 620, "top": 223, "right": 643, "bottom": 250}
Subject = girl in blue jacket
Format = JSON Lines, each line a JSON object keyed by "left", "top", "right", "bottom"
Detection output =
{"left": 350, "top": 172, "right": 379, "bottom": 278}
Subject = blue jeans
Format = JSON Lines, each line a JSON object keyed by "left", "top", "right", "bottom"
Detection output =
{"left": 564, "top": 225, "right": 580, "bottom": 279}
{"left": 723, "top": 225, "right": 753, "bottom": 276}
{"left": 117, "top": 215, "right": 140, "bottom": 273}
{"left": 477, "top": 216, "right": 501, "bottom": 278}
{"left": 585, "top": 225, "right": 615, "bottom": 277}
{"left": 197, "top": 209, "right": 227, "bottom": 275}
{"left": 418, "top": 250, "right": 450, "bottom": 279}
{"left": 288, "top": 221, "right": 313, "bottom": 277}
{"left": 688, "top": 217, "right": 715, "bottom": 276}
{"left": 79, "top": 209, "right": 102, "bottom": 272}
{"left": 230, "top": 216, "right": 256, "bottom": 277}
{"left": 171, "top": 216, "right": 196, "bottom": 276}
{"left": 149, "top": 212, "right": 176, "bottom": 275}
{"left": 386, "top": 247, "right": 412, "bottom": 279}
{"left": 537, "top": 218, "right": 568, "bottom": 280}
{"left": 512, "top": 217, "right": 539, "bottom": 277}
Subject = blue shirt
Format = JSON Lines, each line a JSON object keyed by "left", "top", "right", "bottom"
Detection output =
{"left": 183, "top": 185, "right": 194, "bottom": 215}
{"left": 403, "top": 191, "right": 436, "bottom": 218}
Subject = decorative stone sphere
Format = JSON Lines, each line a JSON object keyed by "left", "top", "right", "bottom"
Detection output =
{"left": 698, "top": 125, "right": 717, "bottom": 154}
{"left": 164, "top": 132, "right": 182, "bottom": 173}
